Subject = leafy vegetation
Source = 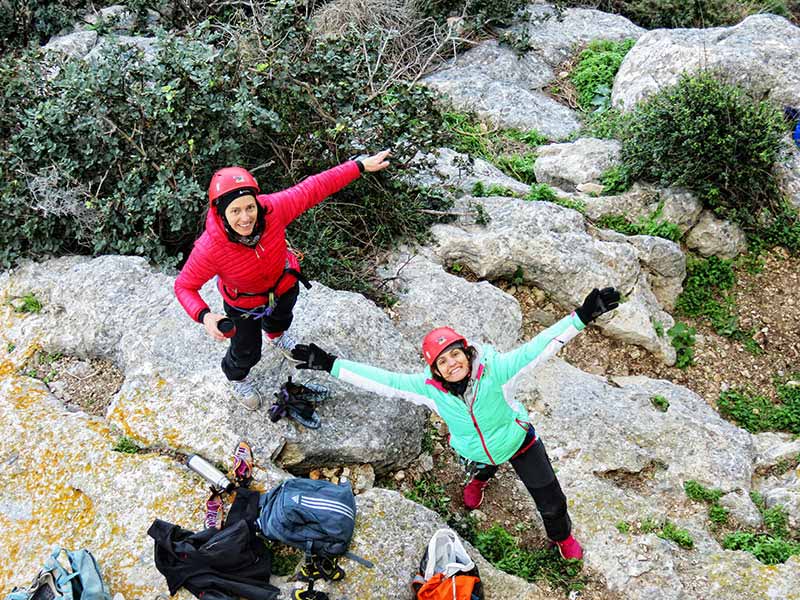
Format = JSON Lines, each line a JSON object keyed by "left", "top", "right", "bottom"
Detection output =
{"left": 674, "top": 255, "right": 760, "bottom": 351}
{"left": 0, "top": 2, "right": 458, "bottom": 298}
{"left": 650, "top": 395, "right": 669, "bottom": 412}
{"left": 594, "top": 212, "right": 681, "bottom": 241}
{"left": 112, "top": 436, "right": 140, "bottom": 454}
{"left": 717, "top": 373, "right": 800, "bottom": 434}
{"left": 598, "top": 164, "right": 632, "bottom": 195}
{"left": 570, "top": 39, "right": 635, "bottom": 113}
{"left": 13, "top": 292, "right": 42, "bottom": 313}
{"left": 684, "top": 480, "right": 723, "bottom": 504}
{"left": 667, "top": 322, "right": 696, "bottom": 369}
{"left": 474, "top": 525, "right": 587, "bottom": 592}
{"left": 525, "top": 183, "right": 557, "bottom": 203}
{"left": 640, "top": 517, "right": 694, "bottom": 548}
{"left": 619, "top": 73, "right": 791, "bottom": 245}
{"left": 721, "top": 492, "right": 800, "bottom": 565}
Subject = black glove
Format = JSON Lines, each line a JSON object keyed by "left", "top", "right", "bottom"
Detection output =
{"left": 291, "top": 343, "right": 337, "bottom": 372}
{"left": 576, "top": 287, "right": 620, "bottom": 325}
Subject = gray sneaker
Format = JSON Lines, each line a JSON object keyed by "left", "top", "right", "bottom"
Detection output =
{"left": 230, "top": 376, "right": 262, "bottom": 411}
{"left": 271, "top": 330, "right": 298, "bottom": 358}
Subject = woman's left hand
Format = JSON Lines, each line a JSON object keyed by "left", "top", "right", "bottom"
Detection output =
{"left": 361, "top": 149, "right": 391, "bottom": 172}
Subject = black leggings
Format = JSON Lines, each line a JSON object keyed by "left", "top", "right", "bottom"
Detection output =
{"left": 473, "top": 434, "right": 571, "bottom": 542}
{"left": 220, "top": 283, "right": 299, "bottom": 381}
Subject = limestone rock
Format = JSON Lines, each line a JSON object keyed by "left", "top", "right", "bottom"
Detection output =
{"left": 719, "top": 490, "right": 763, "bottom": 529}
{"left": 533, "top": 137, "right": 622, "bottom": 192}
{"left": 511, "top": 5, "right": 644, "bottom": 67}
{"left": 377, "top": 253, "right": 522, "bottom": 351}
{"left": 43, "top": 30, "right": 99, "bottom": 58}
{"left": 613, "top": 14, "right": 800, "bottom": 111}
{"left": 685, "top": 210, "right": 748, "bottom": 259}
{"left": 1, "top": 256, "right": 426, "bottom": 475}
{"left": 582, "top": 184, "right": 704, "bottom": 234}
{"left": 420, "top": 40, "right": 580, "bottom": 139}
{"left": 752, "top": 431, "right": 800, "bottom": 471}
{"left": 408, "top": 147, "right": 531, "bottom": 197}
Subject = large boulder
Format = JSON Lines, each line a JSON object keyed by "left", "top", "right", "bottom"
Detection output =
{"left": 684, "top": 210, "right": 748, "bottom": 259}
{"left": 613, "top": 14, "right": 800, "bottom": 111}
{"left": 429, "top": 195, "right": 676, "bottom": 362}
{"left": 510, "top": 4, "right": 644, "bottom": 67}
{"left": 377, "top": 252, "right": 522, "bottom": 351}
{"left": 533, "top": 138, "right": 622, "bottom": 192}
{"left": 0, "top": 256, "right": 427, "bottom": 474}
{"left": 582, "top": 184, "right": 704, "bottom": 234}
{"left": 420, "top": 40, "right": 581, "bottom": 139}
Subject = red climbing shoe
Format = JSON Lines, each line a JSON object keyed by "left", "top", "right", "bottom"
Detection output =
{"left": 462, "top": 478, "right": 490, "bottom": 510}
{"left": 552, "top": 534, "right": 583, "bottom": 560}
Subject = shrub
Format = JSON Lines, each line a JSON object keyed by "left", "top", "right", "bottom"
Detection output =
{"left": 495, "top": 153, "right": 538, "bottom": 185}
{"left": 594, "top": 212, "right": 682, "bottom": 241}
{"left": 599, "top": 164, "right": 632, "bottom": 194}
{"left": 570, "top": 39, "right": 635, "bottom": 113}
{"left": 619, "top": 72, "right": 786, "bottom": 236}
{"left": 0, "top": 2, "right": 452, "bottom": 297}
{"left": 723, "top": 532, "right": 800, "bottom": 565}
{"left": 577, "top": 108, "right": 630, "bottom": 140}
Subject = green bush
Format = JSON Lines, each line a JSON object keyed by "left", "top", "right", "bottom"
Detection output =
{"left": 525, "top": 183, "right": 557, "bottom": 202}
{"left": 594, "top": 212, "right": 681, "bottom": 241}
{"left": 619, "top": 73, "right": 786, "bottom": 235}
{"left": 0, "top": 3, "right": 452, "bottom": 297}
{"left": 577, "top": 108, "right": 630, "bottom": 140}
{"left": 570, "top": 39, "right": 635, "bottom": 112}
{"left": 723, "top": 531, "right": 800, "bottom": 565}
{"left": 599, "top": 164, "right": 632, "bottom": 195}
{"left": 494, "top": 153, "right": 538, "bottom": 185}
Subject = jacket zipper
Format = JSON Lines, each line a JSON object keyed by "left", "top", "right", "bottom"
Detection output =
{"left": 463, "top": 377, "right": 495, "bottom": 465}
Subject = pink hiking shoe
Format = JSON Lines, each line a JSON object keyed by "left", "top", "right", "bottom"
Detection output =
{"left": 552, "top": 534, "right": 583, "bottom": 560}
{"left": 463, "top": 478, "right": 490, "bottom": 510}
{"left": 205, "top": 492, "right": 224, "bottom": 530}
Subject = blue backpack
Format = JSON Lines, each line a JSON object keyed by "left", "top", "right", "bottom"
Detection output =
{"left": 5, "top": 547, "right": 111, "bottom": 600}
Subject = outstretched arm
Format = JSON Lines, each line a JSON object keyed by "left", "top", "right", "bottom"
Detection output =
{"left": 292, "top": 343, "right": 437, "bottom": 411}
{"left": 493, "top": 287, "right": 620, "bottom": 383}
{"left": 271, "top": 150, "right": 391, "bottom": 224}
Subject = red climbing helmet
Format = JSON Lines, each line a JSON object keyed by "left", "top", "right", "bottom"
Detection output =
{"left": 422, "top": 327, "right": 468, "bottom": 366}
{"left": 208, "top": 167, "right": 260, "bottom": 206}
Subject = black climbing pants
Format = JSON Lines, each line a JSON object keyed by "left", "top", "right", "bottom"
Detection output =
{"left": 473, "top": 430, "right": 571, "bottom": 542}
{"left": 221, "top": 283, "right": 299, "bottom": 381}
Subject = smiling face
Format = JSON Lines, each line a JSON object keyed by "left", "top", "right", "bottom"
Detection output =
{"left": 434, "top": 346, "right": 470, "bottom": 383}
{"left": 223, "top": 195, "right": 258, "bottom": 236}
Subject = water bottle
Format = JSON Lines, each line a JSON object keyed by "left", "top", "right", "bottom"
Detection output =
{"left": 218, "top": 318, "right": 236, "bottom": 338}
{"left": 186, "top": 454, "right": 234, "bottom": 493}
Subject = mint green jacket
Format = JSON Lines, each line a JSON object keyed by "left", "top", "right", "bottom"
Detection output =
{"left": 330, "top": 313, "right": 585, "bottom": 465}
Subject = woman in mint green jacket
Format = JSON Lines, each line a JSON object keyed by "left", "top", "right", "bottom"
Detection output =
{"left": 291, "top": 287, "right": 620, "bottom": 560}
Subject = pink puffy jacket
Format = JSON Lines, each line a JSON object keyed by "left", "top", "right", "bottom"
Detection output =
{"left": 174, "top": 161, "right": 361, "bottom": 322}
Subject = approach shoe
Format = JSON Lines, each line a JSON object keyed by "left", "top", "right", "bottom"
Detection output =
{"left": 205, "top": 492, "right": 224, "bottom": 530}
{"left": 271, "top": 330, "right": 298, "bottom": 358}
{"left": 463, "top": 477, "right": 490, "bottom": 510}
{"left": 233, "top": 440, "right": 254, "bottom": 486}
{"left": 552, "top": 534, "right": 583, "bottom": 560}
{"left": 230, "top": 376, "right": 262, "bottom": 411}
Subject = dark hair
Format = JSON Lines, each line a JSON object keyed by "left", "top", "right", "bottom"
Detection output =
{"left": 431, "top": 344, "right": 477, "bottom": 388}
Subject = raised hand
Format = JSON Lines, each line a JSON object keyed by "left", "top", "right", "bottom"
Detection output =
{"left": 576, "top": 287, "right": 621, "bottom": 325}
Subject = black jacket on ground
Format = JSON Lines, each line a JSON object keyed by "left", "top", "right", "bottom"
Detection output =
{"left": 148, "top": 487, "right": 278, "bottom": 600}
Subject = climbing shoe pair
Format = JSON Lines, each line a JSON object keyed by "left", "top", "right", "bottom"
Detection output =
{"left": 296, "top": 555, "right": 345, "bottom": 584}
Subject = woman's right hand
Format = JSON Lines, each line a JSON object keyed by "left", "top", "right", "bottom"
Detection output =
{"left": 202, "top": 312, "right": 227, "bottom": 341}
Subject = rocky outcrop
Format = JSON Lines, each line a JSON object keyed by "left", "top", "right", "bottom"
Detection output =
{"left": 684, "top": 210, "right": 748, "bottom": 259}
{"left": 533, "top": 138, "right": 622, "bottom": 192}
{"left": 429, "top": 195, "right": 676, "bottom": 362}
{"left": 420, "top": 40, "right": 581, "bottom": 139}
{"left": 0, "top": 256, "right": 428, "bottom": 474}
{"left": 510, "top": 5, "right": 645, "bottom": 67}
{"left": 613, "top": 14, "right": 800, "bottom": 111}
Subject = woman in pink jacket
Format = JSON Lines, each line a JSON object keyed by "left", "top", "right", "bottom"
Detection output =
{"left": 174, "top": 151, "right": 391, "bottom": 409}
